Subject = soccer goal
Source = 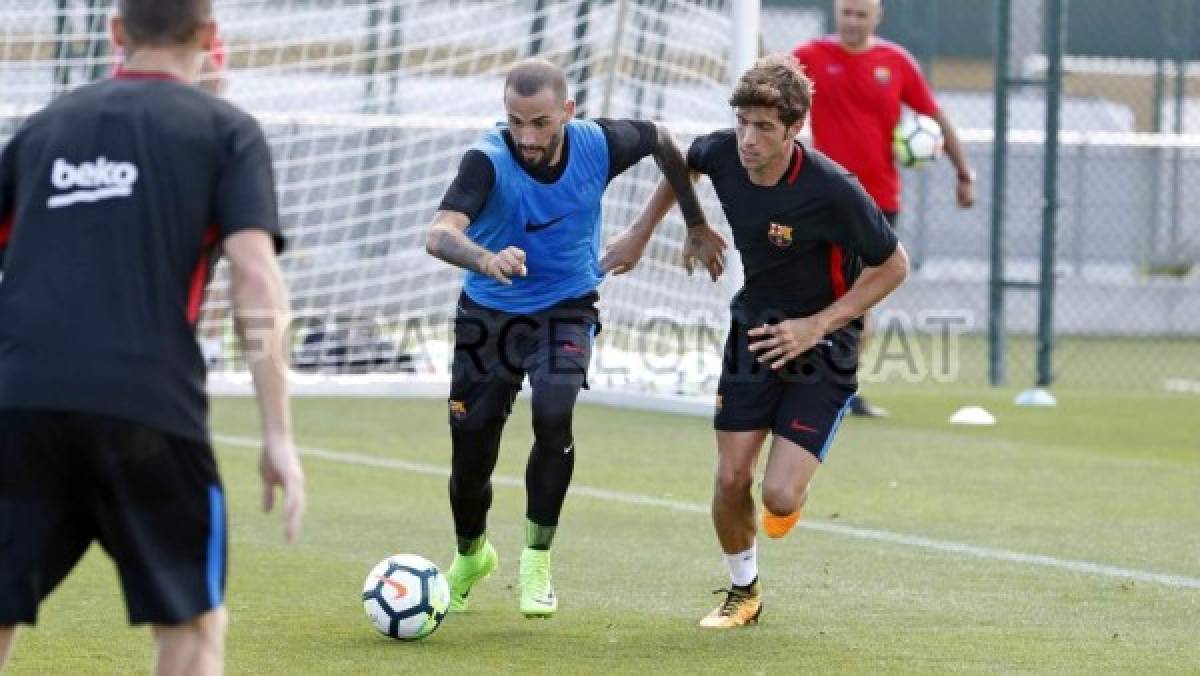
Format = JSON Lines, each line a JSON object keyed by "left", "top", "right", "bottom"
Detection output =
{"left": 0, "top": 0, "right": 763, "bottom": 408}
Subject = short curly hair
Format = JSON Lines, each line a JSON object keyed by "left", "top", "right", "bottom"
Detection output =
{"left": 728, "top": 54, "right": 813, "bottom": 129}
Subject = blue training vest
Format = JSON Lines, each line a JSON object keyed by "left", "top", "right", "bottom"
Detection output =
{"left": 462, "top": 119, "right": 610, "bottom": 314}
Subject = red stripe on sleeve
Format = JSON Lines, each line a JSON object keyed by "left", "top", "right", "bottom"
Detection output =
{"left": 785, "top": 145, "right": 805, "bottom": 185}
{"left": 829, "top": 245, "right": 847, "bottom": 299}
{"left": 187, "top": 225, "right": 221, "bottom": 325}
{"left": 0, "top": 212, "right": 13, "bottom": 247}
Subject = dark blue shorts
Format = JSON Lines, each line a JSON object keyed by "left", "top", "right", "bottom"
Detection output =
{"left": 0, "top": 410, "right": 225, "bottom": 626}
{"left": 448, "top": 291, "right": 599, "bottom": 430}
{"left": 714, "top": 319, "right": 857, "bottom": 461}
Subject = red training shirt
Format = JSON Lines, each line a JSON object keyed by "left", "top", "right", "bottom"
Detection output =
{"left": 793, "top": 36, "right": 939, "bottom": 212}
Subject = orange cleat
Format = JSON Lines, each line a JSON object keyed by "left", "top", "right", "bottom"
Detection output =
{"left": 699, "top": 579, "right": 762, "bottom": 629}
{"left": 761, "top": 509, "right": 801, "bottom": 539}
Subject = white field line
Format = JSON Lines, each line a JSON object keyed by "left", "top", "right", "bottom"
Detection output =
{"left": 213, "top": 433, "right": 1200, "bottom": 590}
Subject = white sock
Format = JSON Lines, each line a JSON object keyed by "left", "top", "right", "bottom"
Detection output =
{"left": 722, "top": 542, "right": 758, "bottom": 587}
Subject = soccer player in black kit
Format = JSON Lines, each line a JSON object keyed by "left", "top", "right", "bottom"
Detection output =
{"left": 0, "top": 1, "right": 305, "bottom": 673}
{"left": 629, "top": 55, "right": 909, "bottom": 628}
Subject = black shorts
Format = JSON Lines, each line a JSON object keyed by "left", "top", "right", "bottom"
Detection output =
{"left": 448, "top": 291, "right": 599, "bottom": 430}
{"left": 714, "top": 319, "right": 857, "bottom": 460}
{"left": 0, "top": 410, "right": 225, "bottom": 626}
{"left": 882, "top": 210, "right": 899, "bottom": 228}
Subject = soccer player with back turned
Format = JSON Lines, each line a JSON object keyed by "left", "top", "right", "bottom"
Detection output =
{"left": 630, "top": 55, "right": 909, "bottom": 628}
{"left": 0, "top": 2, "right": 305, "bottom": 673}
{"left": 425, "top": 57, "right": 725, "bottom": 619}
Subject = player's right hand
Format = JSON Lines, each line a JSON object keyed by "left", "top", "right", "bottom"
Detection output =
{"left": 682, "top": 223, "right": 728, "bottom": 282}
{"left": 260, "top": 435, "right": 306, "bottom": 543}
{"left": 600, "top": 227, "right": 651, "bottom": 275}
{"left": 480, "top": 246, "right": 528, "bottom": 285}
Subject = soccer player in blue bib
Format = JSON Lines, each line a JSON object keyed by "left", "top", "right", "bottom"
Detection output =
{"left": 425, "top": 57, "right": 723, "bottom": 618}
{"left": 631, "top": 55, "right": 910, "bottom": 628}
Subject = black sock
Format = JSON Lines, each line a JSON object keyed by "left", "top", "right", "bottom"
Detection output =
{"left": 524, "top": 364, "right": 583, "bottom": 548}
{"left": 449, "top": 419, "right": 504, "bottom": 548}
{"left": 525, "top": 440, "right": 575, "bottom": 531}
{"left": 525, "top": 519, "right": 557, "bottom": 551}
{"left": 456, "top": 534, "right": 486, "bottom": 556}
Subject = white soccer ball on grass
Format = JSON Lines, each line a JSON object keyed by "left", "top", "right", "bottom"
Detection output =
{"left": 361, "top": 554, "right": 450, "bottom": 641}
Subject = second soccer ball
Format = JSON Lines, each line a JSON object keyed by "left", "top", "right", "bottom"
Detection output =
{"left": 893, "top": 113, "right": 944, "bottom": 169}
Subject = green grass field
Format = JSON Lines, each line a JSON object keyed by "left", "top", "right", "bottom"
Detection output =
{"left": 6, "top": 385, "right": 1199, "bottom": 674}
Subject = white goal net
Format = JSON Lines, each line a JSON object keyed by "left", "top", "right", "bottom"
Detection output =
{"left": 1, "top": 0, "right": 749, "bottom": 403}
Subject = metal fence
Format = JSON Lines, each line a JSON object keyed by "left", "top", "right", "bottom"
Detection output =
{"left": 766, "top": 0, "right": 1200, "bottom": 391}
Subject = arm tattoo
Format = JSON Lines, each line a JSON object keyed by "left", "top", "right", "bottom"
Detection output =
{"left": 651, "top": 124, "right": 707, "bottom": 228}
{"left": 427, "top": 225, "right": 490, "bottom": 273}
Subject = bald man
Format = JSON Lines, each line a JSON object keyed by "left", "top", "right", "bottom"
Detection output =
{"left": 425, "top": 57, "right": 725, "bottom": 619}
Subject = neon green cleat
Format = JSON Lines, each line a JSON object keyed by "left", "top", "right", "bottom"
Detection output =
{"left": 519, "top": 547, "right": 557, "bottom": 618}
{"left": 445, "top": 540, "right": 498, "bottom": 612}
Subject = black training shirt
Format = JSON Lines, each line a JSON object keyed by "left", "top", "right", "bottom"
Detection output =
{"left": 439, "top": 118, "right": 658, "bottom": 219}
{"left": 687, "top": 129, "right": 898, "bottom": 330}
{"left": 0, "top": 71, "right": 282, "bottom": 442}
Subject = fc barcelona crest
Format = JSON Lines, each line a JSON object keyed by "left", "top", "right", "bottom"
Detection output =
{"left": 768, "top": 222, "right": 793, "bottom": 248}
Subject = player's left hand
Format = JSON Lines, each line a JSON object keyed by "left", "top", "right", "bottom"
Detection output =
{"left": 747, "top": 317, "right": 829, "bottom": 370}
{"left": 260, "top": 435, "right": 307, "bottom": 544}
{"left": 601, "top": 227, "right": 651, "bottom": 275}
{"left": 682, "top": 223, "right": 728, "bottom": 282}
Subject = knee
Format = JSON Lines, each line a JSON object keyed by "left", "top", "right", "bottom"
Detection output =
{"left": 153, "top": 606, "right": 228, "bottom": 655}
{"left": 714, "top": 465, "right": 755, "bottom": 500}
{"left": 197, "top": 607, "right": 229, "bottom": 641}
{"left": 761, "top": 480, "right": 807, "bottom": 517}
{"left": 532, "top": 400, "right": 573, "bottom": 449}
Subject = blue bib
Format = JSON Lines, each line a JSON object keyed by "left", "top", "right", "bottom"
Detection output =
{"left": 463, "top": 119, "right": 609, "bottom": 314}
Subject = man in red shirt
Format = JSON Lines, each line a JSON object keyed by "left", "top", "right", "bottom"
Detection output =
{"left": 794, "top": 0, "right": 975, "bottom": 416}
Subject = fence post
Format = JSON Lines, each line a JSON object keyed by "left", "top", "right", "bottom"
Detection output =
{"left": 910, "top": 0, "right": 939, "bottom": 272}
{"left": 1167, "top": 0, "right": 1191, "bottom": 267}
{"left": 1035, "top": 0, "right": 1066, "bottom": 387}
{"left": 1072, "top": 141, "right": 1086, "bottom": 274}
{"left": 988, "top": 0, "right": 1012, "bottom": 386}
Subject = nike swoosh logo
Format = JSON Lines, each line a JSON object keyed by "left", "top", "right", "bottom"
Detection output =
{"left": 790, "top": 420, "right": 818, "bottom": 433}
{"left": 525, "top": 215, "right": 566, "bottom": 233}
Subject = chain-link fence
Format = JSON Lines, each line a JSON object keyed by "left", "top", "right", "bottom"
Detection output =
{"left": 765, "top": 0, "right": 1199, "bottom": 392}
